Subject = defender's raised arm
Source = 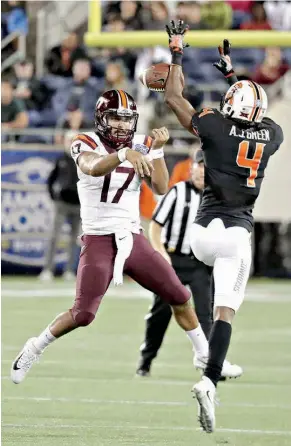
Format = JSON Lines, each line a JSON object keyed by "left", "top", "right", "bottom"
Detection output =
{"left": 164, "top": 20, "right": 196, "bottom": 134}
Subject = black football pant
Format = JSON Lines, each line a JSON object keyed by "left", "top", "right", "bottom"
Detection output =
{"left": 139, "top": 253, "right": 213, "bottom": 371}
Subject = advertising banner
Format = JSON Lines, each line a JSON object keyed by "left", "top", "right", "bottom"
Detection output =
{"left": 2, "top": 146, "right": 75, "bottom": 272}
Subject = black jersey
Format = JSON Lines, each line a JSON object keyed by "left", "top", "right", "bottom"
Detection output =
{"left": 191, "top": 108, "right": 283, "bottom": 232}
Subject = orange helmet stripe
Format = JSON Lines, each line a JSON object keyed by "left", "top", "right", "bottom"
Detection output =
{"left": 118, "top": 89, "right": 128, "bottom": 108}
{"left": 248, "top": 82, "right": 258, "bottom": 121}
{"left": 256, "top": 83, "right": 264, "bottom": 121}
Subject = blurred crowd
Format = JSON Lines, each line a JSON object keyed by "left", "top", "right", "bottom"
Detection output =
{"left": 2, "top": 1, "right": 28, "bottom": 40}
{"left": 103, "top": 0, "right": 291, "bottom": 31}
{"left": 1, "top": 0, "right": 291, "bottom": 141}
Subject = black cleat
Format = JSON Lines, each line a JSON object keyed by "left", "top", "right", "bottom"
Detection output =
{"left": 136, "top": 368, "right": 151, "bottom": 377}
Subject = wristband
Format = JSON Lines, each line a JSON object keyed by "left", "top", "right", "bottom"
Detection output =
{"left": 225, "top": 72, "right": 238, "bottom": 86}
{"left": 171, "top": 52, "right": 183, "bottom": 66}
{"left": 151, "top": 148, "right": 164, "bottom": 160}
{"left": 117, "top": 147, "right": 129, "bottom": 163}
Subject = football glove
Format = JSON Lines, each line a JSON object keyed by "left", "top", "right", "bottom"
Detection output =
{"left": 165, "top": 20, "right": 189, "bottom": 56}
{"left": 213, "top": 39, "right": 234, "bottom": 77}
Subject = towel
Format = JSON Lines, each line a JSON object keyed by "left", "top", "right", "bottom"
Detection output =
{"left": 113, "top": 230, "right": 134, "bottom": 286}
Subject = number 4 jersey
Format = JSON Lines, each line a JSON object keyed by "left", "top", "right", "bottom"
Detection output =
{"left": 192, "top": 108, "right": 284, "bottom": 231}
{"left": 71, "top": 132, "right": 152, "bottom": 235}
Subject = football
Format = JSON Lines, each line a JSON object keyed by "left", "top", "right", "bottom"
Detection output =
{"left": 139, "top": 63, "right": 170, "bottom": 92}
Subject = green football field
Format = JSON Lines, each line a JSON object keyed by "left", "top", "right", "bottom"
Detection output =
{"left": 2, "top": 277, "right": 291, "bottom": 446}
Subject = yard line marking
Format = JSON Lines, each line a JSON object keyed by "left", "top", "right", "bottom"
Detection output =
{"left": 1, "top": 358, "right": 291, "bottom": 379}
{"left": 2, "top": 423, "right": 291, "bottom": 436}
{"left": 3, "top": 396, "right": 291, "bottom": 410}
{"left": 1, "top": 288, "right": 151, "bottom": 299}
{"left": 2, "top": 375, "right": 291, "bottom": 389}
{"left": 2, "top": 358, "right": 291, "bottom": 373}
{"left": 2, "top": 287, "right": 291, "bottom": 302}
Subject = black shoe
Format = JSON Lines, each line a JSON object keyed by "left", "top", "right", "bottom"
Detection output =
{"left": 136, "top": 357, "right": 151, "bottom": 377}
{"left": 136, "top": 368, "right": 151, "bottom": 377}
{"left": 218, "top": 376, "right": 226, "bottom": 382}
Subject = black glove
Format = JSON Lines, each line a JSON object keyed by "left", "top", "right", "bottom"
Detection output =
{"left": 213, "top": 39, "right": 237, "bottom": 86}
{"left": 165, "top": 20, "right": 189, "bottom": 65}
{"left": 213, "top": 39, "right": 233, "bottom": 75}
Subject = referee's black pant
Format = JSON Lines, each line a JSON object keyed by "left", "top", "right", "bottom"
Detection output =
{"left": 138, "top": 253, "right": 213, "bottom": 371}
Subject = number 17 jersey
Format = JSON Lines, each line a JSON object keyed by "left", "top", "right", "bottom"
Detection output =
{"left": 192, "top": 108, "right": 283, "bottom": 231}
{"left": 70, "top": 132, "right": 152, "bottom": 235}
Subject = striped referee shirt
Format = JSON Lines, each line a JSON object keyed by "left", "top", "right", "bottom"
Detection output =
{"left": 152, "top": 181, "right": 201, "bottom": 255}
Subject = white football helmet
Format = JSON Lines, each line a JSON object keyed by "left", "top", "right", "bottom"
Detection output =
{"left": 221, "top": 80, "right": 268, "bottom": 124}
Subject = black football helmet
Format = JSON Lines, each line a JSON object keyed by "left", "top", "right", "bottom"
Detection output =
{"left": 94, "top": 90, "right": 139, "bottom": 146}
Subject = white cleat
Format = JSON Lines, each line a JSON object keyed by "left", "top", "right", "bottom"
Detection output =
{"left": 221, "top": 359, "right": 243, "bottom": 379}
{"left": 38, "top": 269, "right": 54, "bottom": 281}
{"left": 62, "top": 271, "right": 75, "bottom": 281}
{"left": 192, "top": 376, "right": 216, "bottom": 433}
{"left": 11, "top": 338, "right": 42, "bottom": 384}
{"left": 194, "top": 356, "right": 243, "bottom": 379}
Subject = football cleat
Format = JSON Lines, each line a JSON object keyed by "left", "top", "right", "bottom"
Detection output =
{"left": 62, "top": 271, "right": 75, "bottom": 281}
{"left": 194, "top": 355, "right": 243, "bottom": 379}
{"left": 192, "top": 376, "right": 216, "bottom": 433}
{"left": 221, "top": 359, "right": 243, "bottom": 379}
{"left": 11, "top": 337, "right": 42, "bottom": 384}
{"left": 135, "top": 368, "right": 151, "bottom": 378}
{"left": 38, "top": 269, "right": 53, "bottom": 281}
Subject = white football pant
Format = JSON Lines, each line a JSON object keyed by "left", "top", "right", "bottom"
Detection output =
{"left": 190, "top": 218, "right": 252, "bottom": 312}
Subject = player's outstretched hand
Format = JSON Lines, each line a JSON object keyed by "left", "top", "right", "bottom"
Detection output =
{"left": 213, "top": 39, "right": 234, "bottom": 76}
{"left": 152, "top": 127, "right": 169, "bottom": 149}
{"left": 126, "top": 149, "right": 154, "bottom": 178}
{"left": 165, "top": 20, "right": 189, "bottom": 55}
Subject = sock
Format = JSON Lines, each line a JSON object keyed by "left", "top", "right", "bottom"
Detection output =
{"left": 186, "top": 325, "right": 209, "bottom": 357}
{"left": 33, "top": 326, "right": 56, "bottom": 352}
{"left": 204, "top": 320, "right": 232, "bottom": 387}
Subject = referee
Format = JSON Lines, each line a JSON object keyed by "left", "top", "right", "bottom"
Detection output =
{"left": 136, "top": 150, "right": 242, "bottom": 379}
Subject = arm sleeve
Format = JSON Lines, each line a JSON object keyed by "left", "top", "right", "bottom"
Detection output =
{"left": 191, "top": 108, "right": 220, "bottom": 138}
{"left": 70, "top": 134, "right": 98, "bottom": 164}
{"left": 152, "top": 186, "right": 177, "bottom": 226}
{"left": 225, "top": 73, "right": 238, "bottom": 87}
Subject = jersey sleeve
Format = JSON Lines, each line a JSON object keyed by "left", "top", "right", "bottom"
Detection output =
{"left": 152, "top": 186, "right": 177, "bottom": 226}
{"left": 70, "top": 134, "right": 98, "bottom": 164}
{"left": 191, "top": 108, "right": 221, "bottom": 138}
{"left": 263, "top": 118, "right": 284, "bottom": 152}
{"left": 274, "top": 123, "right": 284, "bottom": 147}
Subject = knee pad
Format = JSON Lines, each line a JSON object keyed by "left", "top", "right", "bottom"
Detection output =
{"left": 74, "top": 311, "right": 95, "bottom": 327}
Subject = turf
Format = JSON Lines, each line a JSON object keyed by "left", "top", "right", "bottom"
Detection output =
{"left": 2, "top": 277, "right": 291, "bottom": 446}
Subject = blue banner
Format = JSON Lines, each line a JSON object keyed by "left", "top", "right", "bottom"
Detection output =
{"left": 2, "top": 147, "right": 75, "bottom": 271}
